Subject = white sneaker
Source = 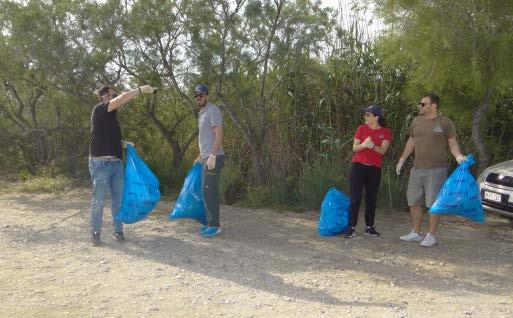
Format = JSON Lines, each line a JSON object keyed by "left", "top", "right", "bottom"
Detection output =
{"left": 399, "top": 230, "right": 423, "bottom": 242}
{"left": 420, "top": 233, "right": 437, "bottom": 247}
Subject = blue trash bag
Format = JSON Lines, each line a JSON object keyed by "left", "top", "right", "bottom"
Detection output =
{"left": 429, "top": 154, "right": 485, "bottom": 223}
{"left": 169, "top": 163, "right": 207, "bottom": 225}
{"left": 318, "top": 187, "right": 350, "bottom": 236}
{"left": 115, "top": 144, "right": 161, "bottom": 224}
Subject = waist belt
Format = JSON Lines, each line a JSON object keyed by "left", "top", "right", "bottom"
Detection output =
{"left": 89, "top": 157, "right": 121, "bottom": 162}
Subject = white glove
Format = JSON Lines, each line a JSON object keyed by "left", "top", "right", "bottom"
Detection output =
{"left": 206, "top": 154, "right": 216, "bottom": 170}
{"left": 396, "top": 158, "right": 406, "bottom": 176}
{"left": 362, "top": 137, "right": 374, "bottom": 149}
{"left": 139, "top": 85, "right": 157, "bottom": 94}
{"left": 122, "top": 140, "right": 134, "bottom": 148}
{"left": 456, "top": 155, "right": 466, "bottom": 164}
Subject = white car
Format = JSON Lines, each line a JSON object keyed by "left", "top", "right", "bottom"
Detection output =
{"left": 478, "top": 159, "right": 513, "bottom": 218}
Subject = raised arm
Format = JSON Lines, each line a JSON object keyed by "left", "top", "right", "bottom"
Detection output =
{"left": 107, "top": 85, "right": 156, "bottom": 112}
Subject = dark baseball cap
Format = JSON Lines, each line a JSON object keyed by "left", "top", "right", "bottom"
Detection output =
{"left": 361, "top": 104, "right": 383, "bottom": 117}
{"left": 193, "top": 85, "right": 209, "bottom": 95}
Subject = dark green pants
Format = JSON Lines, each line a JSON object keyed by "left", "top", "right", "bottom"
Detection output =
{"left": 201, "top": 155, "right": 224, "bottom": 227}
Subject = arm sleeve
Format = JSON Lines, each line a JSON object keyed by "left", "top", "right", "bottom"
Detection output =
{"left": 92, "top": 103, "right": 110, "bottom": 124}
{"left": 445, "top": 119, "right": 457, "bottom": 139}
{"left": 354, "top": 125, "right": 365, "bottom": 140}
{"left": 384, "top": 128, "right": 393, "bottom": 142}
{"left": 210, "top": 107, "right": 223, "bottom": 127}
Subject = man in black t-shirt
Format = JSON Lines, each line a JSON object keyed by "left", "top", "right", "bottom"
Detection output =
{"left": 89, "top": 84, "right": 156, "bottom": 246}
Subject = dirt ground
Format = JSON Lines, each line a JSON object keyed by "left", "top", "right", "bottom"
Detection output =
{"left": 1, "top": 189, "right": 512, "bottom": 318}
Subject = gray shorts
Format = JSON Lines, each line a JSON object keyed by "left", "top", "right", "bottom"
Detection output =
{"left": 406, "top": 167, "right": 447, "bottom": 208}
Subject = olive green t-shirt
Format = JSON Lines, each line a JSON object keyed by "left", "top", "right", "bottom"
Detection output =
{"left": 409, "top": 115, "right": 457, "bottom": 168}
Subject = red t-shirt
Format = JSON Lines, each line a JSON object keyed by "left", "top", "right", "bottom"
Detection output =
{"left": 351, "top": 125, "right": 393, "bottom": 168}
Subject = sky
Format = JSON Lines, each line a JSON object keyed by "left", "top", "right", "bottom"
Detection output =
{"left": 321, "top": 0, "right": 384, "bottom": 40}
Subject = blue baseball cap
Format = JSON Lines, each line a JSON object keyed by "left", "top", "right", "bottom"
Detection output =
{"left": 361, "top": 104, "right": 383, "bottom": 117}
{"left": 193, "top": 84, "right": 209, "bottom": 95}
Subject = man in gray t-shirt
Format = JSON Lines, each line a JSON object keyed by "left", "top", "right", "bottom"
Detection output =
{"left": 193, "top": 85, "right": 225, "bottom": 237}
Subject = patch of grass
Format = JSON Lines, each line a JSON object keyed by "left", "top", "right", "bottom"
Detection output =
{"left": 239, "top": 160, "right": 351, "bottom": 210}
{"left": 17, "top": 174, "right": 79, "bottom": 193}
{"left": 219, "top": 164, "right": 244, "bottom": 205}
{"left": 240, "top": 177, "right": 299, "bottom": 209}
{"left": 149, "top": 160, "right": 190, "bottom": 197}
{"left": 0, "top": 171, "right": 22, "bottom": 194}
{"left": 377, "top": 167, "right": 409, "bottom": 210}
{"left": 240, "top": 186, "right": 273, "bottom": 208}
{"left": 295, "top": 160, "right": 349, "bottom": 210}
{"left": 270, "top": 177, "right": 299, "bottom": 207}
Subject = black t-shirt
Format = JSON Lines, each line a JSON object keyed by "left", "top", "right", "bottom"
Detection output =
{"left": 89, "top": 102, "right": 122, "bottom": 159}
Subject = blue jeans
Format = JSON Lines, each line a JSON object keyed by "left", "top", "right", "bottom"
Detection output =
{"left": 89, "top": 159, "right": 124, "bottom": 233}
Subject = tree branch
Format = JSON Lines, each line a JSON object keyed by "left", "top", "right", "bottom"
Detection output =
{"left": 3, "top": 81, "right": 26, "bottom": 118}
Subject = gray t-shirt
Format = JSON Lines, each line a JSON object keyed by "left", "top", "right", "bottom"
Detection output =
{"left": 198, "top": 102, "right": 224, "bottom": 159}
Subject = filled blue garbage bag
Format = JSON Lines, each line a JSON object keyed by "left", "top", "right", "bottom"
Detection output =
{"left": 318, "top": 187, "right": 350, "bottom": 236}
{"left": 169, "top": 163, "right": 207, "bottom": 225}
{"left": 429, "top": 154, "right": 485, "bottom": 223}
{"left": 115, "top": 144, "right": 161, "bottom": 224}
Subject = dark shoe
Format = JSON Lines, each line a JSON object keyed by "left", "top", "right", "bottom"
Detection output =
{"left": 91, "top": 231, "right": 101, "bottom": 246}
{"left": 113, "top": 232, "right": 125, "bottom": 242}
{"left": 364, "top": 226, "right": 380, "bottom": 237}
{"left": 344, "top": 227, "right": 356, "bottom": 238}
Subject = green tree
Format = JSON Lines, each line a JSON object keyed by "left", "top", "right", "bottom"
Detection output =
{"left": 0, "top": 0, "right": 104, "bottom": 171}
{"left": 189, "top": 0, "right": 335, "bottom": 184}
{"left": 374, "top": 0, "right": 513, "bottom": 173}
{"left": 113, "top": 0, "right": 199, "bottom": 167}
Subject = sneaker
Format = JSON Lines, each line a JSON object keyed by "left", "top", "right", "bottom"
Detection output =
{"left": 200, "top": 225, "right": 208, "bottom": 232}
{"left": 201, "top": 226, "right": 221, "bottom": 237}
{"left": 399, "top": 230, "right": 423, "bottom": 242}
{"left": 344, "top": 227, "right": 356, "bottom": 238}
{"left": 91, "top": 231, "right": 101, "bottom": 246}
{"left": 420, "top": 233, "right": 437, "bottom": 247}
{"left": 113, "top": 232, "right": 125, "bottom": 242}
{"left": 364, "top": 226, "right": 380, "bottom": 237}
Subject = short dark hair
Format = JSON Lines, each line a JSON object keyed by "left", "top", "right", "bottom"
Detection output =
{"left": 378, "top": 116, "right": 387, "bottom": 127}
{"left": 423, "top": 92, "right": 440, "bottom": 108}
{"left": 98, "top": 85, "right": 113, "bottom": 97}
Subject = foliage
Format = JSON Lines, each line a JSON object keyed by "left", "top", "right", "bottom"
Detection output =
{"left": 373, "top": 0, "right": 513, "bottom": 173}
{"left": 17, "top": 174, "right": 80, "bottom": 194}
{"left": 0, "top": 0, "right": 512, "bottom": 212}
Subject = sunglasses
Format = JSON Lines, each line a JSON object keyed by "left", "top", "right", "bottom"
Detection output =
{"left": 418, "top": 102, "right": 430, "bottom": 107}
{"left": 194, "top": 93, "right": 205, "bottom": 99}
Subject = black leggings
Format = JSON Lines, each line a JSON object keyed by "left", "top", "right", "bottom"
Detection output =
{"left": 348, "top": 162, "right": 382, "bottom": 228}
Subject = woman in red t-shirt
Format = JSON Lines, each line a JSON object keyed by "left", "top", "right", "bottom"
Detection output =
{"left": 345, "top": 105, "right": 392, "bottom": 238}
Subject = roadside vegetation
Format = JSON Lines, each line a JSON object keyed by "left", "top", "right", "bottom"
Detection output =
{"left": 1, "top": 0, "right": 512, "bottom": 210}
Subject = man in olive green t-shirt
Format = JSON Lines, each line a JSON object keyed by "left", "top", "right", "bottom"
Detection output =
{"left": 395, "top": 93, "right": 465, "bottom": 247}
